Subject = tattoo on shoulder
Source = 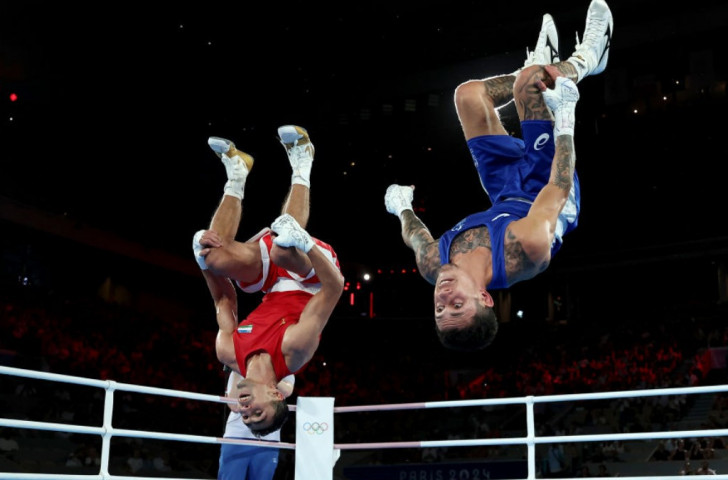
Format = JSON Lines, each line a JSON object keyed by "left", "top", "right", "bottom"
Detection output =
{"left": 451, "top": 226, "right": 491, "bottom": 256}
{"left": 416, "top": 242, "right": 441, "bottom": 284}
{"left": 503, "top": 228, "right": 538, "bottom": 278}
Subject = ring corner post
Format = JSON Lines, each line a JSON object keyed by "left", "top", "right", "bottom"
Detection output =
{"left": 295, "top": 396, "right": 335, "bottom": 480}
{"left": 100, "top": 379, "right": 117, "bottom": 478}
{"left": 525, "top": 395, "right": 536, "bottom": 479}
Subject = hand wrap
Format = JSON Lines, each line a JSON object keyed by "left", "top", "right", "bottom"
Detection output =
{"left": 192, "top": 230, "right": 208, "bottom": 270}
{"left": 271, "top": 214, "right": 314, "bottom": 253}
{"left": 543, "top": 76, "right": 580, "bottom": 137}
{"left": 384, "top": 184, "right": 414, "bottom": 217}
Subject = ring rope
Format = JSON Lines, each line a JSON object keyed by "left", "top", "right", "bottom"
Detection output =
{"left": 4, "top": 365, "right": 728, "bottom": 480}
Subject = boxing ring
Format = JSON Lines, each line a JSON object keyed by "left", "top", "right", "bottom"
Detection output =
{"left": 2, "top": 365, "right": 728, "bottom": 480}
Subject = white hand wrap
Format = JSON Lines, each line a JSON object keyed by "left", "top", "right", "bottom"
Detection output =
{"left": 542, "top": 76, "right": 580, "bottom": 137}
{"left": 384, "top": 184, "right": 414, "bottom": 217}
{"left": 192, "top": 230, "right": 208, "bottom": 270}
{"left": 289, "top": 148, "right": 314, "bottom": 188}
{"left": 271, "top": 214, "right": 314, "bottom": 253}
{"left": 222, "top": 154, "right": 248, "bottom": 200}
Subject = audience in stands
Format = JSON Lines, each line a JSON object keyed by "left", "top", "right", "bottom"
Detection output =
{"left": 1, "top": 279, "right": 728, "bottom": 477}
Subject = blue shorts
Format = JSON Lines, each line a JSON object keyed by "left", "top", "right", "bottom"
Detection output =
{"left": 466, "top": 120, "right": 580, "bottom": 241}
{"left": 218, "top": 443, "right": 279, "bottom": 480}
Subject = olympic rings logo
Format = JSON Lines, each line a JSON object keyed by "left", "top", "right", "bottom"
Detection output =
{"left": 302, "top": 421, "right": 329, "bottom": 435}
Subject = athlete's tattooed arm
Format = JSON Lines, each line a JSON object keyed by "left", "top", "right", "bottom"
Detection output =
{"left": 399, "top": 210, "right": 441, "bottom": 285}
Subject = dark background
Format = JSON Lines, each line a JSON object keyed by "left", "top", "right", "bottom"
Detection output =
{"left": 1, "top": 0, "right": 728, "bottom": 370}
{"left": 2, "top": 2, "right": 728, "bottom": 478}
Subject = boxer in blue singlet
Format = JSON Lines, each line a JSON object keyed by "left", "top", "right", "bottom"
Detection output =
{"left": 384, "top": 0, "right": 613, "bottom": 351}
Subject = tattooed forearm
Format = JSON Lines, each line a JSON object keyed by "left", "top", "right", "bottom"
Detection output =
{"left": 400, "top": 210, "right": 440, "bottom": 284}
{"left": 551, "top": 136, "right": 575, "bottom": 191}
{"left": 484, "top": 75, "right": 517, "bottom": 108}
{"left": 553, "top": 62, "right": 579, "bottom": 83}
{"left": 401, "top": 211, "right": 431, "bottom": 247}
{"left": 514, "top": 67, "right": 551, "bottom": 120}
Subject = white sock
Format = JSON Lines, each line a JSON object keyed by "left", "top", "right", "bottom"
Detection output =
{"left": 291, "top": 163, "right": 312, "bottom": 188}
{"left": 222, "top": 153, "right": 248, "bottom": 200}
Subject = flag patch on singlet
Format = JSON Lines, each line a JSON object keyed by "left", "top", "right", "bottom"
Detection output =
{"left": 237, "top": 325, "right": 253, "bottom": 334}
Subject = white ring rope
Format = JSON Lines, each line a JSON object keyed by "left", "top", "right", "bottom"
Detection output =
{"left": 2, "top": 365, "right": 728, "bottom": 480}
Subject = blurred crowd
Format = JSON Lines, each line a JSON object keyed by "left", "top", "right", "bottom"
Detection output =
{"left": 1, "top": 269, "right": 727, "bottom": 477}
